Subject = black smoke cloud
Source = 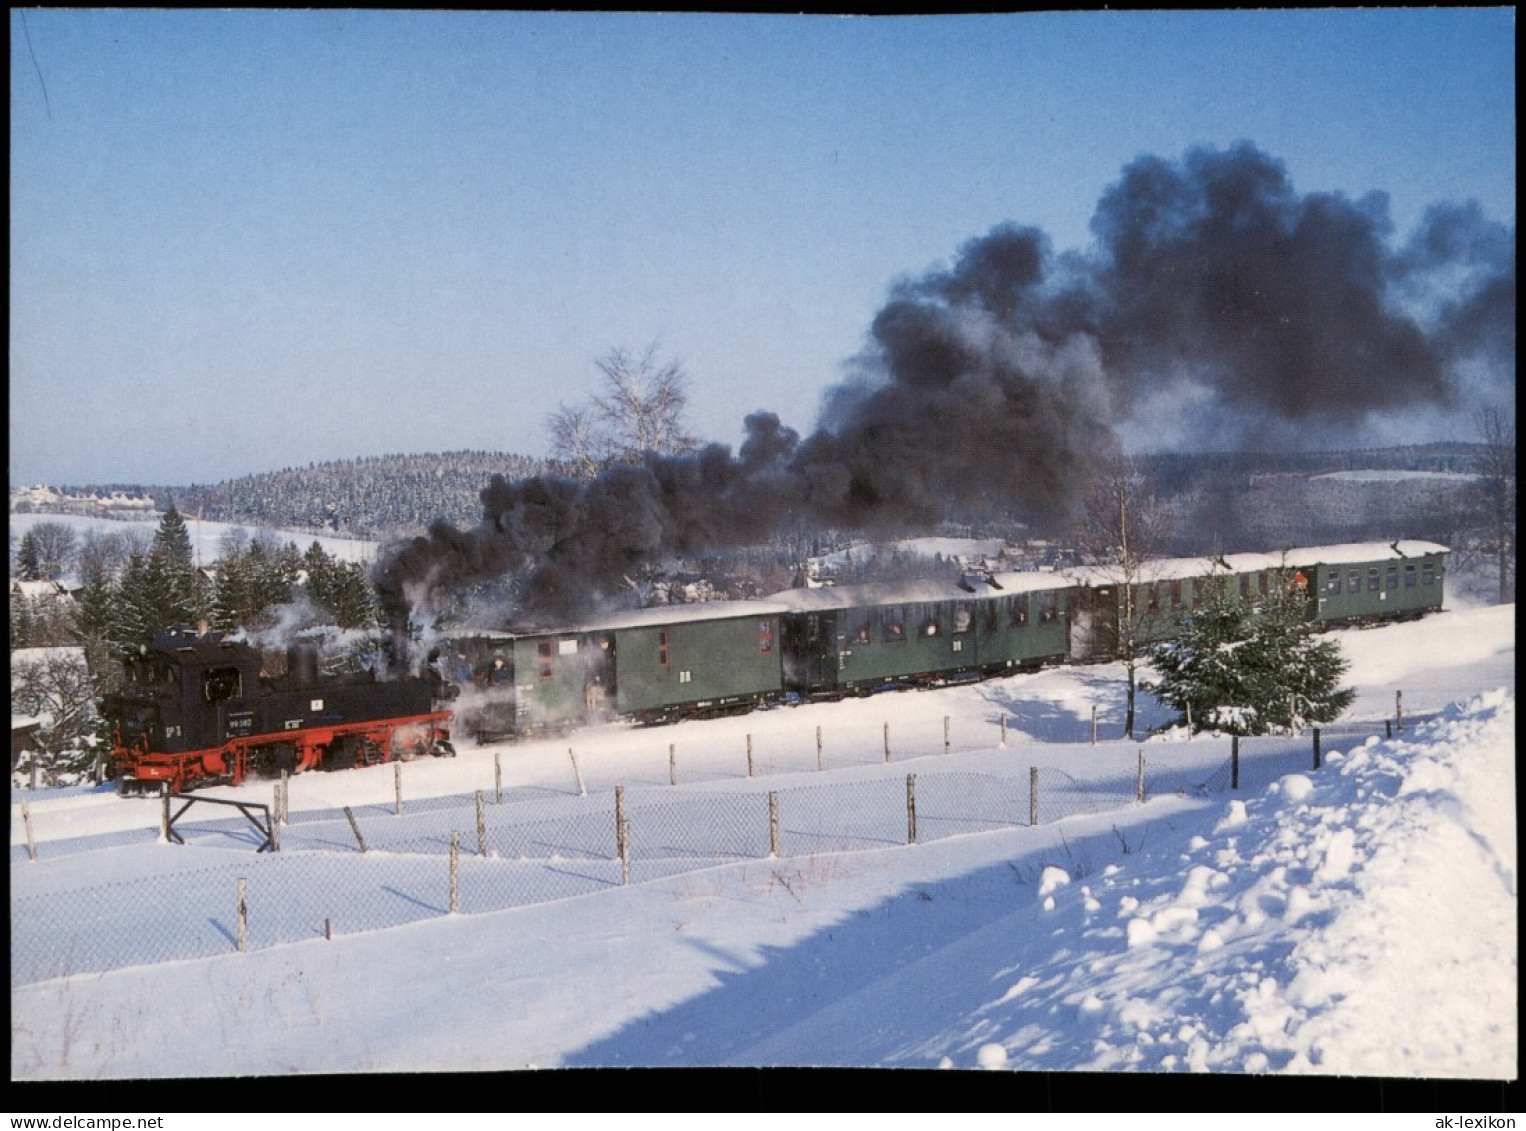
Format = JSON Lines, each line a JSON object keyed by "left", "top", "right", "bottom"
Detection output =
{"left": 377, "top": 141, "right": 1514, "bottom": 628}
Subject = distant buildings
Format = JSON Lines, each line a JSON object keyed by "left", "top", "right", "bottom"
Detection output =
{"left": 9, "top": 484, "right": 156, "bottom": 517}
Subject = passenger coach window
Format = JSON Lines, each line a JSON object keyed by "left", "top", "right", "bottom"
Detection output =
{"left": 758, "top": 620, "right": 773, "bottom": 654}
{"left": 1326, "top": 573, "right": 1341, "bottom": 596}
{"left": 658, "top": 632, "right": 669, "bottom": 668}
{"left": 1423, "top": 563, "right": 1436, "bottom": 586}
{"left": 1368, "top": 568, "right": 1380, "bottom": 592}
{"left": 1040, "top": 593, "right": 1059, "bottom": 622}
{"left": 1347, "top": 570, "right": 1360, "bottom": 593}
{"left": 1386, "top": 566, "right": 1399, "bottom": 591}
{"left": 537, "top": 641, "right": 555, "bottom": 681}
{"left": 882, "top": 607, "right": 905, "bottom": 643}
{"left": 1405, "top": 565, "right": 1416, "bottom": 588}
{"left": 1010, "top": 597, "right": 1028, "bottom": 627}
{"left": 953, "top": 604, "right": 972, "bottom": 633}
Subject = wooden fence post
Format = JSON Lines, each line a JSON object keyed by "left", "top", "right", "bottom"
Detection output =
{"left": 884, "top": 722, "right": 891, "bottom": 763}
{"left": 236, "top": 878, "right": 247, "bottom": 953}
{"left": 30, "top": 757, "right": 38, "bottom": 791}
{"left": 1029, "top": 766, "right": 1038, "bottom": 826}
{"left": 394, "top": 761, "right": 403, "bottom": 817}
{"left": 816, "top": 725, "right": 823, "bottom": 772}
{"left": 615, "top": 785, "right": 626, "bottom": 867}
{"left": 943, "top": 716, "right": 951, "bottom": 756}
{"left": 1231, "top": 736, "right": 1240, "bottom": 791}
{"left": 1091, "top": 705, "right": 1098, "bottom": 745}
{"left": 670, "top": 743, "right": 677, "bottom": 786}
{"left": 475, "top": 790, "right": 486, "bottom": 858}
{"left": 324, "top": 918, "right": 332, "bottom": 941}
{"left": 1312, "top": 727, "right": 1322, "bottom": 771}
{"left": 746, "top": 735, "right": 754, "bottom": 779}
{"left": 1396, "top": 690, "right": 1403, "bottom": 732}
{"left": 569, "top": 748, "right": 587, "bottom": 797}
{"left": 495, "top": 751, "right": 503, "bottom": 803}
{"left": 768, "top": 791, "right": 780, "bottom": 858}
{"left": 270, "top": 809, "right": 280, "bottom": 853}
{"left": 1186, "top": 702, "right": 1193, "bottom": 736}
{"left": 1136, "top": 751, "right": 1145, "bottom": 804}
{"left": 280, "top": 770, "right": 289, "bottom": 824}
{"left": 449, "top": 831, "right": 459, "bottom": 914}
{"left": 21, "top": 799, "right": 37, "bottom": 862}
{"left": 906, "top": 773, "right": 917, "bottom": 845}
{"left": 1000, "top": 715, "right": 1007, "bottom": 748}
{"left": 161, "top": 790, "right": 171, "bottom": 841}
{"left": 1385, "top": 719, "right": 1393, "bottom": 739}
{"left": 343, "top": 805, "right": 367, "bottom": 853}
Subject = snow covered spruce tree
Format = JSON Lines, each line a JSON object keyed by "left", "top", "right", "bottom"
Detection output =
{"left": 1148, "top": 565, "right": 1354, "bottom": 736}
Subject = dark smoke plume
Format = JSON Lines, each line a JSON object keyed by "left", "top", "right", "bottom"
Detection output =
{"left": 376, "top": 140, "right": 1514, "bottom": 629}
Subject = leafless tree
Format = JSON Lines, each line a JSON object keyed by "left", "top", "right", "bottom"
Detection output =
{"left": 1468, "top": 407, "right": 1516, "bottom": 604}
{"left": 1075, "top": 455, "right": 1175, "bottom": 738}
{"left": 10, "top": 647, "right": 98, "bottom": 784}
{"left": 549, "top": 343, "right": 699, "bottom": 477}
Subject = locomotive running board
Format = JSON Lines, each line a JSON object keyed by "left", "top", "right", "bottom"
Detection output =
{"left": 164, "top": 793, "right": 276, "bottom": 853}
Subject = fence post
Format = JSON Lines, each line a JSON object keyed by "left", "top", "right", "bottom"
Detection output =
{"left": 1312, "top": 727, "right": 1322, "bottom": 771}
{"left": 30, "top": 756, "right": 38, "bottom": 791}
{"left": 449, "top": 831, "right": 460, "bottom": 914}
{"left": 495, "top": 751, "right": 502, "bottom": 803}
{"left": 324, "top": 917, "right": 332, "bottom": 941}
{"left": 1000, "top": 715, "right": 1007, "bottom": 748}
{"left": 1136, "top": 751, "right": 1145, "bottom": 804}
{"left": 236, "top": 877, "right": 247, "bottom": 953}
{"left": 943, "top": 716, "right": 950, "bottom": 756}
{"left": 1186, "top": 702, "right": 1193, "bottom": 736}
{"left": 21, "top": 799, "right": 37, "bottom": 862}
{"left": 746, "top": 735, "right": 754, "bottom": 779}
{"left": 1385, "top": 719, "right": 1393, "bottom": 739}
{"left": 1091, "top": 705, "right": 1098, "bottom": 745}
{"left": 615, "top": 785, "right": 626, "bottom": 868}
{"left": 884, "top": 722, "right": 891, "bottom": 763}
{"left": 475, "top": 790, "right": 486, "bottom": 858}
{"left": 280, "top": 769, "right": 289, "bottom": 824}
{"left": 161, "top": 790, "right": 171, "bottom": 841}
{"left": 906, "top": 773, "right": 917, "bottom": 845}
{"left": 1231, "top": 736, "right": 1240, "bottom": 791}
{"left": 669, "top": 743, "right": 677, "bottom": 786}
{"left": 1029, "top": 766, "right": 1038, "bottom": 827}
{"left": 816, "top": 725, "right": 823, "bottom": 772}
{"left": 343, "top": 805, "right": 367, "bottom": 853}
{"left": 1396, "top": 690, "right": 1403, "bottom": 732}
{"left": 270, "top": 808, "right": 280, "bottom": 853}
{"left": 394, "top": 761, "right": 403, "bottom": 817}
{"left": 619, "top": 817, "right": 630, "bottom": 885}
{"left": 768, "top": 791, "right": 780, "bottom": 858}
{"left": 569, "top": 748, "right": 587, "bottom": 797}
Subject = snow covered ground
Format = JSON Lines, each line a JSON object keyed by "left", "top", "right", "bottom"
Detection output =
{"left": 8, "top": 511, "right": 378, "bottom": 568}
{"left": 9, "top": 602, "right": 1516, "bottom": 1084}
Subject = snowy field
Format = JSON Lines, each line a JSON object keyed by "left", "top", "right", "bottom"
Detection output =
{"left": 9, "top": 601, "right": 1516, "bottom": 1088}
{"left": 8, "top": 511, "right": 378, "bottom": 567}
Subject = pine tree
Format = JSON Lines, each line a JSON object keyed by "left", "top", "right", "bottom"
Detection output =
{"left": 1149, "top": 566, "right": 1355, "bottom": 736}
{"left": 14, "top": 531, "right": 43, "bottom": 581}
{"left": 1147, "top": 571, "right": 1256, "bottom": 734}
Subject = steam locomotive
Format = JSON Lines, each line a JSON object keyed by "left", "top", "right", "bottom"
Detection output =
{"left": 105, "top": 626, "right": 455, "bottom": 795}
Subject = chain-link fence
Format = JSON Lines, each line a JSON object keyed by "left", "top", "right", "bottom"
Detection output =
{"left": 12, "top": 715, "right": 1403, "bottom": 987}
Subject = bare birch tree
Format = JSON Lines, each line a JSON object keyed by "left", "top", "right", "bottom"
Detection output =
{"left": 549, "top": 343, "right": 699, "bottom": 477}
{"left": 1075, "top": 455, "right": 1175, "bottom": 738}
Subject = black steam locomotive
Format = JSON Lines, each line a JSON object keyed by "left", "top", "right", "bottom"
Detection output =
{"left": 105, "top": 626, "right": 455, "bottom": 794}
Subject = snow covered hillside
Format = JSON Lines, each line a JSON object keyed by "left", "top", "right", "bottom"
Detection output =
{"left": 9, "top": 603, "right": 1516, "bottom": 1083}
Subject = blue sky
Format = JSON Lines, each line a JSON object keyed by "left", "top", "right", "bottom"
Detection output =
{"left": 9, "top": 10, "right": 1516, "bottom": 487}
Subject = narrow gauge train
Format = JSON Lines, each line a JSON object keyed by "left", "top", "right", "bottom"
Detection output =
{"left": 447, "top": 540, "right": 1449, "bottom": 742}
{"left": 106, "top": 626, "right": 456, "bottom": 794}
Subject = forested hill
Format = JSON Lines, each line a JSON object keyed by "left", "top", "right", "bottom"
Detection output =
{"left": 165, "top": 451, "right": 560, "bottom": 539}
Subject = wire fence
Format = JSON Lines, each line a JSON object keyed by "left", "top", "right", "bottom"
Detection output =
{"left": 12, "top": 715, "right": 1417, "bottom": 987}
